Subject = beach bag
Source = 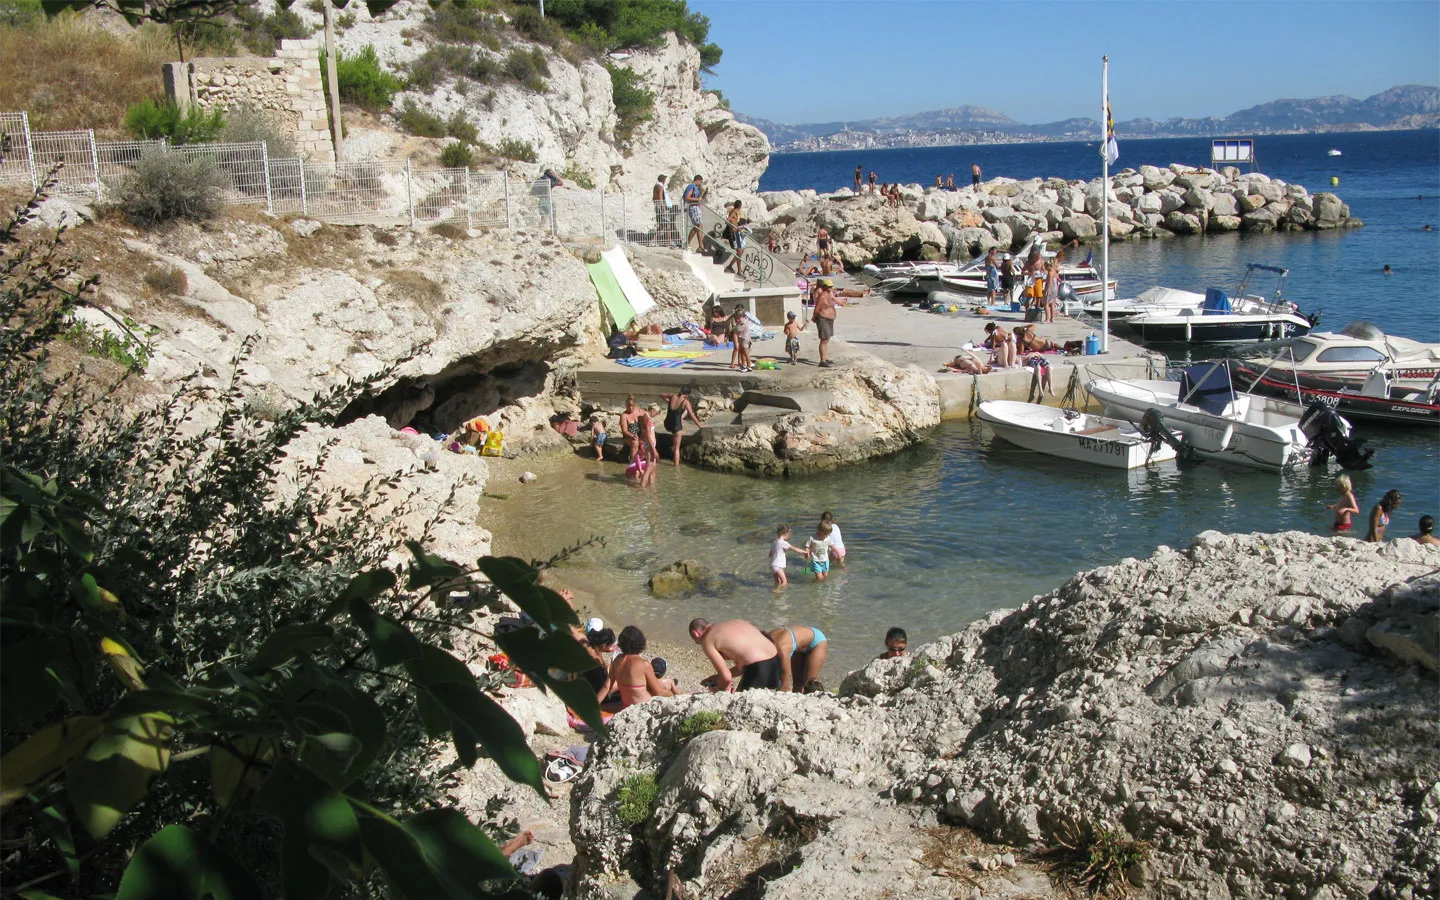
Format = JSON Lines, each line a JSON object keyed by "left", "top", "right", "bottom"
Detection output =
{"left": 1063, "top": 339, "right": 1085, "bottom": 356}
{"left": 481, "top": 430, "right": 504, "bottom": 456}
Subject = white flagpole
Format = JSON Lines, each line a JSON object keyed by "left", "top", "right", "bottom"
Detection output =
{"left": 1101, "top": 56, "right": 1110, "bottom": 353}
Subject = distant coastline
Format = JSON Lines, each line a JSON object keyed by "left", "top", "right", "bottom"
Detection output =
{"left": 770, "top": 124, "right": 1440, "bottom": 156}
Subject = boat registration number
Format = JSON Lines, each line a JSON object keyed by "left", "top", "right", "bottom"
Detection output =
{"left": 1396, "top": 368, "right": 1439, "bottom": 380}
{"left": 1076, "top": 436, "right": 1126, "bottom": 456}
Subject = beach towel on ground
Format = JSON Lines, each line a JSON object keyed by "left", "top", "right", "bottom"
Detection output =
{"left": 616, "top": 356, "right": 690, "bottom": 369}
{"left": 639, "top": 349, "right": 712, "bottom": 359}
{"left": 587, "top": 258, "right": 636, "bottom": 331}
{"left": 602, "top": 246, "right": 657, "bottom": 318}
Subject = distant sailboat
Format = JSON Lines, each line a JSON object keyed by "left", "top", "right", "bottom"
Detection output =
{"left": 1327, "top": 149, "right": 1343, "bottom": 156}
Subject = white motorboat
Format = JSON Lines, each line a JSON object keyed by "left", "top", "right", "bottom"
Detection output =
{"left": 1113, "top": 264, "right": 1317, "bottom": 344}
{"left": 977, "top": 401, "right": 1177, "bottom": 469}
{"left": 1087, "top": 363, "right": 1373, "bottom": 472}
{"left": 1251, "top": 320, "right": 1440, "bottom": 393}
{"left": 1082, "top": 285, "right": 1204, "bottom": 320}
{"left": 1327, "top": 149, "right": 1342, "bottom": 156}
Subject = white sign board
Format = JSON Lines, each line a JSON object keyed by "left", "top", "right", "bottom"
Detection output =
{"left": 1211, "top": 139, "right": 1254, "bottom": 163}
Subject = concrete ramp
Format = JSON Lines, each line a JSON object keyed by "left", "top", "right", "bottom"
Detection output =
{"left": 735, "top": 389, "right": 834, "bottom": 414}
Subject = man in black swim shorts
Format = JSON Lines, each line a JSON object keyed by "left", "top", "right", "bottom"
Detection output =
{"left": 689, "top": 617, "right": 782, "bottom": 692}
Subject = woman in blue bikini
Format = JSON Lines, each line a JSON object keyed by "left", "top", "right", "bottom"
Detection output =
{"left": 767, "top": 624, "right": 829, "bottom": 692}
{"left": 1366, "top": 489, "right": 1402, "bottom": 543}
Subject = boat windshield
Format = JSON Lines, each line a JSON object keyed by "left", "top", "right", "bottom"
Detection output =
{"left": 1288, "top": 340, "right": 1319, "bottom": 362}
{"left": 1316, "top": 346, "right": 1389, "bottom": 363}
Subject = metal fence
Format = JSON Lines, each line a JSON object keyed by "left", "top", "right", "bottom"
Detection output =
{"left": 0, "top": 110, "right": 779, "bottom": 264}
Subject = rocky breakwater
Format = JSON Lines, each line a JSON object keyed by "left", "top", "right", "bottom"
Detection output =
{"left": 570, "top": 533, "right": 1438, "bottom": 899}
{"left": 756, "top": 165, "right": 1361, "bottom": 266}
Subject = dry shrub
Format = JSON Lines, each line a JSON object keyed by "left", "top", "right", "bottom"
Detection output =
{"left": 0, "top": 14, "right": 172, "bottom": 136}
{"left": 428, "top": 221, "right": 467, "bottom": 240}
{"left": 142, "top": 265, "right": 188, "bottom": 295}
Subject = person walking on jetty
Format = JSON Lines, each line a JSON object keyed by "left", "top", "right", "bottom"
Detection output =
{"left": 769, "top": 524, "right": 806, "bottom": 587}
{"left": 805, "top": 521, "right": 836, "bottom": 581}
{"left": 971, "top": 162, "right": 982, "bottom": 188}
{"left": 767, "top": 624, "right": 829, "bottom": 692}
{"left": 659, "top": 386, "right": 703, "bottom": 467}
{"left": 689, "top": 618, "right": 783, "bottom": 692}
{"left": 1366, "top": 489, "right": 1402, "bottom": 542}
{"left": 1327, "top": 474, "right": 1360, "bottom": 533}
{"left": 652, "top": 174, "right": 676, "bottom": 246}
{"left": 812, "top": 278, "right": 847, "bottom": 368}
{"left": 783, "top": 311, "right": 805, "bottom": 365}
{"left": 682, "top": 175, "right": 705, "bottom": 251}
{"left": 853, "top": 164, "right": 863, "bottom": 194}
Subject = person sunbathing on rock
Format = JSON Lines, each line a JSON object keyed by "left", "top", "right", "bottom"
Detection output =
{"left": 940, "top": 349, "right": 992, "bottom": 374}
{"left": 1014, "top": 324, "right": 1064, "bottom": 354}
{"left": 983, "top": 322, "right": 1017, "bottom": 368}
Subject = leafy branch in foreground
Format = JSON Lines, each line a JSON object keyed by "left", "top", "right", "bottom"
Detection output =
{"left": 1, "top": 177, "right": 604, "bottom": 898}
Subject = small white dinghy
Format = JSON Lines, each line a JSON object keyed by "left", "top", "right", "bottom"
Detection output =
{"left": 977, "top": 401, "right": 1177, "bottom": 469}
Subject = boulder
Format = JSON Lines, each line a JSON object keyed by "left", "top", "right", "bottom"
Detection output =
{"left": 759, "top": 190, "right": 804, "bottom": 211}
{"left": 1209, "top": 192, "right": 1239, "bottom": 217}
{"left": 1238, "top": 193, "right": 1268, "bottom": 214}
{"left": 916, "top": 193, "right": 948, "bottom": 222}
{"left": 1183, "top": 186, "right": 1214, "bottom": 211}
{"left": 1141, "top": 166, "right": 1175, "bottom": 191}
{"left": 1137, "top": 212, "right": 1166, "bottom": 231}
{"left": 1313, "top": 192, "right": 1345, "bottom": 224}
{"left": 987, "top": 220, "right": 1014, "bottom": 250}
{"left": 1267, "top": 198, "right": 1293, "bottom": 219}
{"left": 1059, "top": 214, "right": 1097, "bottom": 242}
{"left": 1174, "top": 171, "right": 1216, "bottom": 189}
{"left": 1135, "top": 192, "right": 1164, "bottom": 215}
{"left": 1057, "top": 185, "right": 1087, "bottom": 213}
{"left": 1284, "top": 206, "right": 1316, "bottom": 229}
{"left": 915, "top": 221, "right": 947, "bottom": 254}
{"left": 1107, "top": 218, "right": 1136, "bottom": 238}
{"left": 1241, "top": 208, "right": 1279, "bottom": 232}
{"left": 1164, "top": 211, "right": 1203, "bottom": 234}
{"left": 1157, "top": 190, "right": 1185, "bottom": 214}
{"left": 1207, "top": 215, "right": 1242, "bottom": 233}
{"left": 1256, "top": 181, "right": 1285, "bottom": 203}
{"left": 649, "top": 559, "right": 712, "bottom": 597}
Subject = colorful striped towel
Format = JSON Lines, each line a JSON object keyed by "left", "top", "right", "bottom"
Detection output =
{"left": 638, "top": 349, "right": 712, "bottom": 359}
{"left": 616, "top": 356, "right": 691, "bottom": 369}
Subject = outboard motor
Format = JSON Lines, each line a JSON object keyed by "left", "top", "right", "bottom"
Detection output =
{"left": 1140, "top": 408, "right": 1193, "bottom": 460}
{"left": 1057, "top": 282, "right": 1077, "bottom": 304}
{"left": 1300, "top": 402, "right": 1374, "bottom": 470}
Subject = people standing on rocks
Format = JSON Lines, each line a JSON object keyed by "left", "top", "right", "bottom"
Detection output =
{"left": 971, "top": 162, "right": 982, "bottom": 187}
{"left": 1043, "top": 256, "right": 1062, "bottom": 323}
{"left": 619, "top": 395, "right": 643, "bottom": 461}
{"left": 597, "top": 625, "right": 681, "bottom": 709}
{"left": 769, "top": 524, "right": 806, "bottom": 588}
{"left": 659, "top": 386, "right": 703, "bottom": 466}
{"left": 1365, "top": 489, "right": 1402, "bottom": 542}
{"left": 682, "top": 175, "right": 705, "bottom": 251}
{"left": 1412, "top": 515, "right": 1440, "bottom": 545}
{"left": 854, "top": 164, "right": 863, "bottom": 194}
{"left": 767, "top": 624, "right": 829, "bottom": 692}
{"left": 805, "top": 521, "right": 836, "bottom": 581}
{"left": 1327, "top": 474, "right": 1360, "bottom": 533}
{"left": 819, "top": 510, "right": 845, "bottom": 564}
{"left": 812, "top": 278, "right": 847, "bottom": 368}
{"left": 877, "top": 627, "right": 908, "bottom": 659}
{"left": 689, "top": 618, "right": 783, "bottom": 692}
{"left": 652, "top": 174, "right": 676, "bottom": 246}
{"left": 946, "top": 173, "right": 956, "bottom": 190}
{"left": 589, "top": 413, "right": 607, "bottom": 461}
{"left": 868, "top": 170, "right": 877, "bottom": 194}
{"left": 783, "top": 311, "right": 805, "bottom": 365}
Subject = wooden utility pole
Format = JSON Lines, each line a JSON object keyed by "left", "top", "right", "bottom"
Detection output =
{"left": 323, "top": 0, "right": 345, "bottom": 163}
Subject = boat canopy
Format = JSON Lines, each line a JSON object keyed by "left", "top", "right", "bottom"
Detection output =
{"left": 1179, "top": 363, "right": 1236, "bottom": 415}
{"left": 1202, "top": 288, "right": 1233, "bottom": 315}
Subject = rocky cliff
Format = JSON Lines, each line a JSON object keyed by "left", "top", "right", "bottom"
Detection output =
{"left": 325, "top": 3, "right": 768, "bottom": 194}
{"left": 571, "top": 532, "right": 1439, "bottom": 899}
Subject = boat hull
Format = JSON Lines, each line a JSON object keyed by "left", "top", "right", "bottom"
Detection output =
{"left": 1118, "top": 314, "right": 1312, "bottom": 344}
{"left": 977, "top": 401, "right": 1177, "bottom": 469}
{"left": 1087, "top": 379, "right": 1307, "bottom": 472}
{"left": 1231, "top": 364, "right": 1440, "bottom": 427}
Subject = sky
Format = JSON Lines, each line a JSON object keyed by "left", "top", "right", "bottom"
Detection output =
{"left": 692, "top": 0, "right": 1440, "bottom": 126}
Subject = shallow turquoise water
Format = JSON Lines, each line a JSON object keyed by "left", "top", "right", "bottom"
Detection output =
{"left": 494, "top": 421, "right": 1438, "bottom": 678}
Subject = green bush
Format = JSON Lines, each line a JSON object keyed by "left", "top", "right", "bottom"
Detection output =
{"left": 428, "top": 0, "right": 497, "bottom": 44}
{"left": 468, "top": 52, "right": 498, "bottom": 82}
{"left": 398, "top": 100, "right": 447, "bottom": 138}
{"left": 235, "top": 4, "right": 311, "bottom": 55}
{"left": 674, "top": 710, "right": 726, "bottom": 742}
{"left": 61, "top": 316, "right": 153, "bottom": 371}
{"left": 606, "top": 63, "right": 654, "bottom": 144}
{"left": 502, "top": 47, "right": 548, "bottom": 92}
{"left": 561, "top": 163, "right": 594, "bottom": 190}
{"left": 440, "top": 141, "right": 473, "bottom": 169}
{"left": 615, "top": 772, "right": 659, "bottom": 825}
{"left": 220, "top": 104, "right": 296, "bottom": 159}
{"left": 541, "top": 0, "right": 712, "bottom": 51}
{"left": 0, "top": 178, "right": 608, "bottom": 897}
{"left": 0, "top": 0, "right": 44, "bottom": 26}
{"left": 446, "top": 110, "right": 478, "bottom": 143}
{"left": 116, "top": 147, "right": 229, "bottom": 225}
{"left": 123, "top": 99, "right": 226, "bottom": 144}
{"left": 326, "top": 44, "right": 406, "bottom": 112}
{"left": 407, "top": 43, "right": 473, "bottom": 92}
{"left": 495, "top": 137, "right": 537, "bottom": 162}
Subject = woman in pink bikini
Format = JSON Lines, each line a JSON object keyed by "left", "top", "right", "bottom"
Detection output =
{"left": 598, "top": 626, "right": 680, "bottom": 709}
{"left": 1365, "top": 489, "right": 1402, "bottom": 543}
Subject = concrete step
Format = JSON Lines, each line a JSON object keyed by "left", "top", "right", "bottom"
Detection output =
{"left": 734, "top": 389, "right": 835, "bottom": 414}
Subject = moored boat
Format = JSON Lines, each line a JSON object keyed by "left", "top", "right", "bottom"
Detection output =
{"left": 1231, "top": 361, "right": 1440, "bottom": 427}
{"left": 977, "top": 401, "right": 1177, "bottom": 469}
{"left": 1114, "top": 264, "right": 1316, "bottom": 345}
{"left": 1247, "top": 320, "right": 1440, "bottom": 392}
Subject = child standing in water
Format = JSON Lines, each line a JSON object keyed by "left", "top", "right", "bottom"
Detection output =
{"left": 783, "top": 311, "right": 805, "bottom": 365}
{"left": 820, "top": 511, "right": 845, "bottom": 564}
{"left": 1327, "top": 474, "right": 1360, "bottom": 533}
{"left": 805, "top": 522, "right": 835, "bottom": 581}
{"left": 769, "top": 524, "right": 805, "bottom": 588}
{"left": 589, "top": 414, "right": 607, "bottom": 461}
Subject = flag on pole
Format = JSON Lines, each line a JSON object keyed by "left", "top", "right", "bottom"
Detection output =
{"left": 1104, "top": 101, "right": 1119, "bottom": 165}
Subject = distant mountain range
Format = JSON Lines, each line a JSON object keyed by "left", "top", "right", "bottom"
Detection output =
{"left": 737, "top": 85, "right": 1440, "bottom": 150}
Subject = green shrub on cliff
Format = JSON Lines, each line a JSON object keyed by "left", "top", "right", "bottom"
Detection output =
{"left": 115, "top": 147, "right": 229, "bottom": 225}
{"left": 0, "top": 178, "right": 606, "bottom": 898}
{"left": 124, "top": 98, "right": 226, "bottom": 144}
{"left": 606, "top": 63, "right": 654, "bottom": 144}
{"left": 616, "top": 771, "right": 659, "bottom": 825}
{"left": 322, "top": 44, "right": 405, "bottom": 112}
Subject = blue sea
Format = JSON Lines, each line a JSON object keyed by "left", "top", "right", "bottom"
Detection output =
{"left": 762, "top": 131, "right": 1440, "bottom": 342}
{"left": 520, "top": 131, "right": 1440, "bottom": 676}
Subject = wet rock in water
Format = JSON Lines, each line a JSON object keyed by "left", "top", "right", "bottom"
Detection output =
{"left": 614, "top": 550, "right": 659, "bottom": 571}
{"left": 695, "top": 572, "right": 741, "bottom": 598}
{"left": 735, "top": 529, "right": 773, "bottom": 545}
{"left": 648, "top": 559, "right": 712, "bottom": 597}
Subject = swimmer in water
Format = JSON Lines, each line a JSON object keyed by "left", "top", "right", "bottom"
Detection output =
{"left": 1424, "top": 224, "right": 1434, "bottom": 231}
{"left": 1382, "top": 264, "right": 1393, "bottom": 275}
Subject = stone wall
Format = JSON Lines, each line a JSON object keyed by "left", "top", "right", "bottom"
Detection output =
{"left": 164, "top": 39, "right": 334, "bottom": 164}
